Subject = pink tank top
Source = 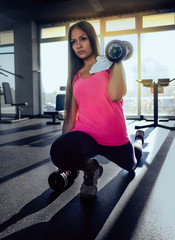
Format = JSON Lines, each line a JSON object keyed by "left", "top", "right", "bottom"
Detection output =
{"left": 72, "top": 69, "right": 129, "bottom": 146}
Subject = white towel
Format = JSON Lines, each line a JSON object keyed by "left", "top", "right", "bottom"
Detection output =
{"left": 89, "top": 55, "right": 113, "bottom": 74}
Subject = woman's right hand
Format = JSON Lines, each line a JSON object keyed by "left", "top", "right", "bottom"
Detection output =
{"left": 62, "top": 94, "right": 78, "bottom": 134}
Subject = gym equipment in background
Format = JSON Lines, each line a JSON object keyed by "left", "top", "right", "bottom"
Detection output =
{"left": 1, "top": 82, "right": 28, "bottom": 123}
{"left": 135, "top": 78, "right": 175, "bottom": 130}
{"left": 44, "top": 93, "right": 65, "bottom": 125}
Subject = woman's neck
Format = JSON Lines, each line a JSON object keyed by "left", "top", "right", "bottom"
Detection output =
{"left": 83, "top": 55, "right": 96, "bottom": 69}
{"left": 79, "top": 56, "right": 96, "bottom": 78}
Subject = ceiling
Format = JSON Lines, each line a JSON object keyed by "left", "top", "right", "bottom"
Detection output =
{"left": 0, "top": 0, "right": 175, "bottom": 26}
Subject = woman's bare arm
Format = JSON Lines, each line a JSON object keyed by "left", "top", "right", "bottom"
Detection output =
{"left": 62, "top": 94, "right": 78, "bottom": 134}
{"left": 107, "top": 62, "right": 127, "bottom": 102}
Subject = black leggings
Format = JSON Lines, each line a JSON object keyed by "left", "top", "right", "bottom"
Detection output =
{"left": 50, "top": 131, "right": 139, "bottom": 172}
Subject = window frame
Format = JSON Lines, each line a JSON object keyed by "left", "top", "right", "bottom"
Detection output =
{"left": 40, "top": 11, "right": 175, "bottom": 119}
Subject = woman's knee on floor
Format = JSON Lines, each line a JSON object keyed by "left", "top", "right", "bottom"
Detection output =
{"left": 101, "top": 142, "right": 137, "bottom": 172}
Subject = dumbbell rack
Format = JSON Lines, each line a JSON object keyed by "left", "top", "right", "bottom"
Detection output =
{"left": 135, "top": 78, "right": 175, "bottom": 130}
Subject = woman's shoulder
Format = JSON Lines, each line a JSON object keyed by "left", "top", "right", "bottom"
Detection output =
{"left": 72, "top": 71, "right": 80, "bottom": 85}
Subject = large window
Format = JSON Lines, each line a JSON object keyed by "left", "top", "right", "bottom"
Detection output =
{"left": 41, "top": 26, "right": 66, "bottom": 39}
{"left": 106, "top": 17, "right": 136, "bottom": 31}
{"left": 141, "top": 30, "right": 175, "bottom": 116}
{"left": 40, "top": 12, "right": 175, "bottom": 117}
{"left": 142, "top": 13, "right": 175, "bottom": 28}
{"left": 40, "top": 41, "right": 68, "bottom": 111}
{"left": 0, "top": 31, "right": 15, "bottom": 114}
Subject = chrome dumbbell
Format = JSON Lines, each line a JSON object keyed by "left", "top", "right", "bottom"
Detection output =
{"left": 105, "top": 40, "right": 133, "bottom": 62}
{"left": 48, "top": 169, "right": 79, "bottom": 192}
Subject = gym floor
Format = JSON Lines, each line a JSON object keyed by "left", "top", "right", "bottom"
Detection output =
{"left": 0, "top": 118, "right": 175, "bottom": 240}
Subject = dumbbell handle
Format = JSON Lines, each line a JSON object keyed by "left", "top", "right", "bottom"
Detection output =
{"left": 105, "top": 40, "right": 133, "bottom": 63}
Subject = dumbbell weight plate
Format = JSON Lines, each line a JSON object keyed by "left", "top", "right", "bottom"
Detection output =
{"left": 48, "top": 171, "right": 67, "bottom": 192}
{"left": 48, "top": 170, "right": 79, "bottom": 192}
{"left": 122, "top": 41, "right": 133, "bottom": 60}
{"left": 105, "top": 40, "right": 126, "bottom": 62}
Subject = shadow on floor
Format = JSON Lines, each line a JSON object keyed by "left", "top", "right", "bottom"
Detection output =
{"left": 0, "top": 123, "right": 52, "bottom": 136}
{"left": 2, "top": 126, "right": 173, "bottom": 240}
{"left": 0, "top": 130, "right": 60, "bottom": 148}
{"left": 0, "top": 170, "right": 135, "bottom": 240}
{"left": 104, "top": 130, "right": 175, "bottom": 240}
{"left": 0, "top": 158, "right": 51, "bottom": 184}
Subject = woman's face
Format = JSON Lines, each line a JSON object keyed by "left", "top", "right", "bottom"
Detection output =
{"left": 71, "top": 27, "right": 93, "bottom": 60}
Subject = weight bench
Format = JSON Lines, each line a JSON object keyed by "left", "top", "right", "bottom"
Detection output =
{"left": 44, "top": 94, "right": 65, "bottom": 125}
{"left": 1, "top": 82, "right": 28, "bottom": 123}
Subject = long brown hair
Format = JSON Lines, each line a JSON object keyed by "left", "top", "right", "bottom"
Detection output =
{"left": 64, "top": 21, "right": 101, "bottom": 121}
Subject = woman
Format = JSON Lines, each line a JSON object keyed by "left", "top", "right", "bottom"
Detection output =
{"left": 50, "top": 21, "right": 144, "bottom": 198}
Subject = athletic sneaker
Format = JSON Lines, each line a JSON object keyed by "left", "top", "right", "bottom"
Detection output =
{"left": 134, "top": 130, "right": 145, "bottom": 161}
{"left": 80, "top": 160, "right": 103, "bottom": 198}
{"left": 135, "top": 130, "right": 144, "bottom": 144}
